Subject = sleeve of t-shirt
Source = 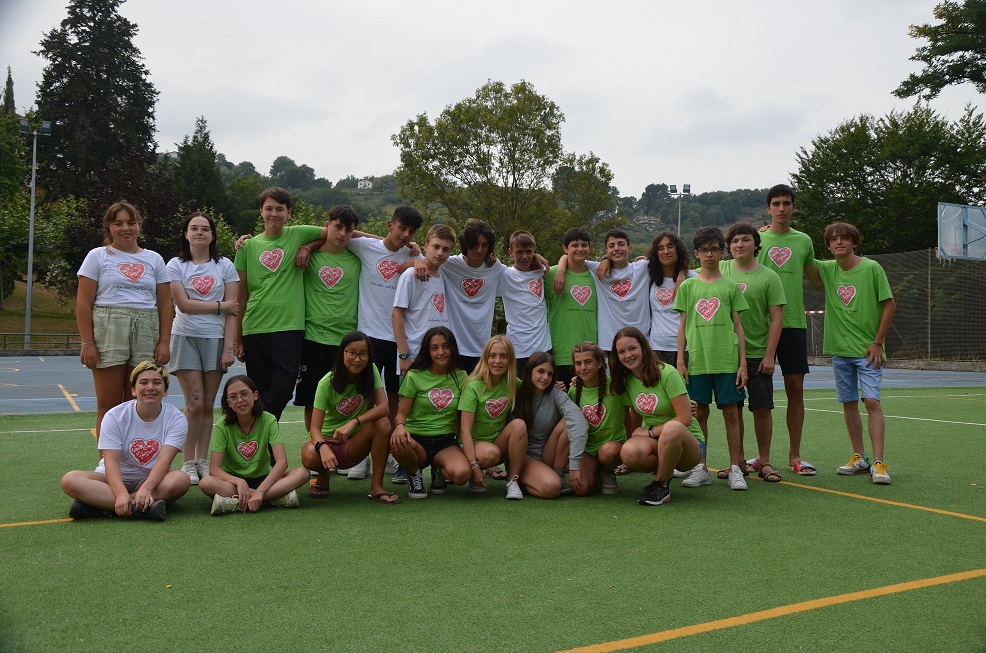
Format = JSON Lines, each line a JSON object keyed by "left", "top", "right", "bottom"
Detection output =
{"left": 209, "top": 422, "right": 229, "bottom": 454}
{"left": 399, "top": 369, "right": 418, "bottom": 399}
{"left": 313, "top": 373, "right": 333, "bottom": 412}
{"left": 233, "top": 245, "right": 247, "bottom": 272}
{"left": 151, "top": 253, "right": 170, "bottom": 284}
{"left": 672, "top": 279, "right": 691, "bottom": 313}
{"left": 294, "top": 224, "right": 324, "bottom": 244}
{"left": 372, "top": 366, "right": 384, "bottom": 390}
{"left": 393, "top": 270, "right": 415, "bottom": 309}
{"left": 554, "top": 391, "right": 588, "bottom": 470}
{"left": 261, "top": 412, "right": 282, "bottom": 446}
{"left": 221, "top": 258, "right": 238, "bottom": 283}
{"left": 167, "top": 257, "right": 182, "bottom": 282}
{"left": 802, "top": 236, "right": 816, "bottom": 267}
{"left": 163, "top": 407, "right": 188, "bottom": 451}
{"left": 584, "top": 260, "right": 601, "bottom": 272}
{"left": 767, "top": 273, "right": 787, "bottom": 307}
{"left": 77, "top": 248, "right": 101, "bottom": 280}
{"left": 873, "top": 263, "right": 893, "bottom": 301}
{"left": 660, "top": 366, "right": 689, "bottom": 401}
{"left": 459, "top": 380, "right": 480, "bottom": 414}
{"left": 96, "top": 407, "right": 125, "bottom": 454}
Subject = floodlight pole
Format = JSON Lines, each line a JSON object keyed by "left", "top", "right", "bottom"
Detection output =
{"left": 669, "top": 184, "right": 691, "bottom": 235}
{"left": 18, "top": 119, "right": 51, "bottom": 350}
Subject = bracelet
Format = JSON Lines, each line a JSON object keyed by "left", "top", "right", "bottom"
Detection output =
{"left": 355, "top": 416, "right": 361, "bottom": 426}
{"left": 873, "top": 341, "right": 883, "bottom": 346}
{"left": 314, "top": 440, "right": 326, "bottom": 452}
{"left": 469, "top": 461, "right": 481, "bottom": 470}
{"left": 81, "top": 342, "right": 95, "bottom": 349}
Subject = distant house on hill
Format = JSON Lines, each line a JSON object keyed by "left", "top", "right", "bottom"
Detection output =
{"left": 357, "top": 178, "right": 373, "bottom": 190}
{"left": 637, "top": 215, "right": 663, "bottom": 230}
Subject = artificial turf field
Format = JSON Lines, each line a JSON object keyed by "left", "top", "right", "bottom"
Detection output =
{"left": 0, "top": 387, "right": 983, "bottom": 652}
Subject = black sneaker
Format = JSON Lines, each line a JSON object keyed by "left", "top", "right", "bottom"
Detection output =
{"left": 638, "top": 481, "right": 671, "bottom": 506}
{"left": 430, "top": 466, "right": 448, "bottom": 494}
{"left": 407, "top": 470, "right": 428, "bottom": 499}
{"left": 130, "top": 499, "right": 168, "bottom": 522}
{"left": 69, "top": 500, "right": 111, "bottom": 519}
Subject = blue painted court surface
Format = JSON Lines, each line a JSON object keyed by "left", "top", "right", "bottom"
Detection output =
{"left": 1, "top": 355, "right": 985, "bottom": 416}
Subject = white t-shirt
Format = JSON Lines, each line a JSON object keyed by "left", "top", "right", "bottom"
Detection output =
{"left": 94, "top": 400, "right": 187, "bottom": 484}
{"left": 440, "top": 255, "right": 507, "bottom": 357}
{"left": 167, "top": 256, "right": 238, "bottom": 338}
{"left": 497, "top": 267, "right": 551, "bottom": 358}
{"left": 347, "top": 238, "right": 421, "bottom": 342}
{"left": 77, "top": 247, "right": 170, "bottom": 310}
{"left": 587, "top": 259, "right": 651, "bottom": 350}
{"left": 393, "top": 270, "right": 450, "bottom": 362}
{"left": 648, "top": 269, "right": 698, "bottom": 352}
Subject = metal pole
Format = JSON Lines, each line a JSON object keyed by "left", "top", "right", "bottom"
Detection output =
{"left": 677, "top": 194, "right": 682, "bottom": 235}
{"left": 25, "top": 130, "right": 38, "bottom": 350}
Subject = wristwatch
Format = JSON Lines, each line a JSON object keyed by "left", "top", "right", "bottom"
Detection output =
{"left": 314, "top": 440, "right": 326, "bottom": 452}
{"left": 398, "top": 352, "right": 410, "bottom": 360}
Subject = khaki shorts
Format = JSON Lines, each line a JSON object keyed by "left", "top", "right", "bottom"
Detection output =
{"left": 93, "top": 305, "right": 159, "bottom": 368}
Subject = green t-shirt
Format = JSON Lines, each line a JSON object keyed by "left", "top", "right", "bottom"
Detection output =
{"left": 303, "top": 248, "right": 361, "bottom": 345}
{"left": 313, "top": 367, "right": 384, "bottom": 434}
{"left": 459, "top": 377, "right": 517, "bottom": 442}
{"left": 756, "top": 228, "right": 816, "bottom": 329}
{"left": 234, "top": 225, "right": 323, "bottom": 335}
{"left": 720, "top": 261, "right": 786, "bottom": 358}
{"left": 210, "top": 411, "right": 280, "bottom": 479}
{"left": 568, "top": 382, "right": 626, "bottom": 456}
{"left": 673, "top": 276, "right": 748, "bottom": 375}
{"left": 547, "top": 265, "right": 598, "bottom": 365}
{"left": 817, "top": 258, "right": 893, "bottom": 358}
{"left": 399, "top": 368, "right": 467, "bottom": 437}
{"left": 621, "top": 369, "right": 704, "bottom": 442}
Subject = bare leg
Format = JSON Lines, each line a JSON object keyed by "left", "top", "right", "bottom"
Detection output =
{"left": 863, "top": 397, "right": 885, "bottom": 459}
{"left": 695, "top": 403, "right": 710, "bottom": 467}
{"left": 92, "top": 365, "right": 130, "bottom": 443}
{"left": 783, "top": 373, "right": 806, "bottom": 466}
{"left": 752, "top": 407, "right": 773, "bottom": 466}
{"left": 843, "top": 401, "right": 865, "bottom": 454}
{"left": 722, "top": 404, "right": 743, "bottom": 467}
{"left": 518, "top": 458, "right": 562, "bottom": 499}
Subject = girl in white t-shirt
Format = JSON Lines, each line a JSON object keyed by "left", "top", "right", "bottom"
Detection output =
{"left": 646, "top": 231, "right": 695, "bottom": 365}
{"left": 77, "top": 202, "right": 173, "bottom": 442}
{"left": 60, "top": 361, "right": 191, "bottom": 521}
{"left": 167, "top": 212, "right": 239, "bottom": 485}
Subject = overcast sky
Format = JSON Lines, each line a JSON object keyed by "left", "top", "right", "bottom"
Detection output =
{"left": 0, "top": 0, "right": 980, "bottom": 199}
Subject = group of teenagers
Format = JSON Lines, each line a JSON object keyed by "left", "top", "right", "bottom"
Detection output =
{"left": 60, "top": 182, "right": 897, "bottom": 520}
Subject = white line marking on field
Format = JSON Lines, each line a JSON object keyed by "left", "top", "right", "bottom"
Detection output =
{"left": 804, "top": 407, "right": 985, "bottom": 427}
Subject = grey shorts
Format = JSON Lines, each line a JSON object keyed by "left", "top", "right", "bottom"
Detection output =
{"left": 93, "top": 305, "right": 159, "bottom": 368}
{"left": 169, "top": 334, "right": 226, "bottom": 373}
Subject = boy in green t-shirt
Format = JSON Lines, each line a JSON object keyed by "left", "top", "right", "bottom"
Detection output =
{"left": 294, "top": 205, "right": 362, "bottom": 431}
{"left": 673, "top": 226, "right": 749, "bottom": 490}
{"left": 721, "top": 222, "right": 786, "bottom": 485}
{"left": 548, "top": 227, "right": 598, "bottom": 387}
{"left": 815, "top": 222, "right": 896, "bottom": 485}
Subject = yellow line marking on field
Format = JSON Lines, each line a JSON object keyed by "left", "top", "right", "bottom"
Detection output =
{"left": 556, "top": 568, "right": 986, "bottom": 653}
{"left": 58, "top": 384, "right": 81, "bottom": 412}
{"left": 779, "top": 480, "right": 986, "bottom": 523}
{"left": 803, "top": 407, "right": 985, "bottom": 427}
{"left": 38, "top": 357, "right": 45, "bottom": 362}
{"left": 0, "top": 518, "right": 74, "bottom": 529}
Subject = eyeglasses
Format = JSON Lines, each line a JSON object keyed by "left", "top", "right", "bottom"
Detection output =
{"left": 697, "top": 247, "right": 722, "bottom": 256}
{"left": 344, "top": 349, "right": 370, "bottom": 361}
{"left": 227, "top": 390, "right": 254, "bottom": 402}
{"left": 656, "top": 245, "right": 676, "bottom": 253}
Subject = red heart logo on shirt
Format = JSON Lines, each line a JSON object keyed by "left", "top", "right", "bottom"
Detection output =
{"left": 462, "top": 278, "right": 484, "bottom": 298}
{"left": 611, "top": 280, "right": 632, "bottom": 299}
{"left": 129, "top": 438, "right": 160, "bottom": 466}
{"left": 189, "top": 275, "right": 216, "bottom": 297}
{"left": 528, "top": 278, "right": 543, "bottom": 299}
{"left": 837, "top": 285, "right": 856, "bottom": 306}
{"left": 485, "top": 397, "right": 508, "bottom": 419}
{"left": 737, "top": 282, "right": 747, "bottom": 293}
{"left": 696, "top": 297, "right": 720, "bottom": 321}
{"left": 337, "top": 395, "right": 364, "bottom": 416}
{"left": 237, "top": 440, "right": 259, "bottom": 459}
{"left": 118, "top": 263, "right": 146, "bottom": 284}
{"left": 635, "top": 393, "right": 658, "bottom": 415}
{"left": 767, "top": 247, "right": 791, "bottom": 268}
{"left": 570, "top": 285, "right": 592, "bottom": 306}
{"left": 582, "top": 403, "right": 606, "bottom": 427}
{"left": 259, "top": 249, "right": 284, "bottom": 272}
{"left": 428, "top": 388, "right": 454, "bottom": 410}
{"left": 432, "top": 293, "right": 446, "bottom": 314}
{"left": 318, "top": 266, "right": 343, "bottom": 289}
{"left": 655, "top": 288, "right": 674, "bottom": 308}
{"left": 377, "top": 260, "right": 400, "bottom": 281}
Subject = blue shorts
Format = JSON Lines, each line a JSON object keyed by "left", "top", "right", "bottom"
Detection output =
{"left": 832, "top": 356, "right": 883, "bottom": 403}
{"left": 687, "top": 372, "right": 745, "bottom": 407}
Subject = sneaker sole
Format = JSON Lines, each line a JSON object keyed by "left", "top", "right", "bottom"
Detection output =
{"left": 837, "top": 468, "right": 870, "bottom": 475}
{"left": 407, "top": 492, "right": 428, "bottom": 499}
{"left": 391, "top": 477, "right": 409, "bottom": 485}
{"left": 638, "top": 495, "right": 671, "bottom": 506}
{"left": 871, "top": 476, "right": 892, "bottom": 485}
{"left": 601, "top": 487, "right": 619, "bottom": 495}
{"left": 681, "top": 478, "right": 712, "bottom": 488}
{"left": 429, "top": 488, "right": 448, "bottom": 495}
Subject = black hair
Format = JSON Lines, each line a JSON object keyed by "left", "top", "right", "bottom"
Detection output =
{"left": 178, "top": 211, "right": 220, "bottom": 263}
{"left": 220, "top": 375, "right": 265, "bottom": 425}
{"left": 646, "top": 231, "right": 690, "bottom": 286}
{"left": 331, "top": 331, "right": 376, "bottom": 398}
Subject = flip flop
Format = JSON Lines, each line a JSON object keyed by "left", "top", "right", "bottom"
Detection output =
{"left": 615, "top": 464, "right": 632, "bottom": 475}
{"left": 368, "top": 491, "right": 401, "bottom": 505}
{"left": 308, "top": 480, "right": 330, "bottom": 498}
{"left": 486, "top": 466, "right": 508, "bottom": 481}
{"left": 789, "top": 459, "right": 817, "bottom": 476}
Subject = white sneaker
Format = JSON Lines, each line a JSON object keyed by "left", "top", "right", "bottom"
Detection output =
{"left": 680, "top": 464, "right": 712, "bottom": 488}
{"left": 385, "top": 454, "right": 399, "bottom": 475}
{"left": 336, "top": 466, "right": 351, "bottom": 476}
{"left": 181, "top": 460, "right": 199, "bottom": 485}
{"left": 210, "top": 494, "right": 239, "bottom": 515}
{"left": 672, "top": 468, "right": 690, "bottom": 478}
{"left": 270, "top": 489, "right": 300, "bottom": 508}
{"left": 347, "top": 457, "right": 369, "bottom": 480}
{"left": 505, "top": 476, "right": 524, "bottom": 500}
{"left": 196, "top": 459, "right": 210, "bottom": 480}
{"left": 727, "top": 465, "right": 748, "bottom": 491}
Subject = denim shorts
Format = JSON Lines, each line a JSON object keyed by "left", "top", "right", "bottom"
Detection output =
{"left": 832, "top": 356, "right": 883, "bottom": 403}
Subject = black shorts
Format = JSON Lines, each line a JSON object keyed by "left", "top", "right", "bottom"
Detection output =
{"left": 554, "top": 365, "right": 575, "bottom": 391}
{"left": 744, "top": 358, "right": 774, "bottom": 411}
{"left": 294, "top": 340, "right": 339, "bottom": 406}
{"left": 655, "top": 350, "right": 687, "bottom": 368}
{"left": 411, "top": 433, "right": 459, "bottom": 468}
{"left": 460, "top": 355, "right": 481, "bottom": 376}
{"left": 775, "top": 328, "right": 809, "bottom": 376}
{"left": 246, "top": 475, "right": 269, "bottom": 490}
{"left": 369, "top": 337, "right": 400, "bottom": 393}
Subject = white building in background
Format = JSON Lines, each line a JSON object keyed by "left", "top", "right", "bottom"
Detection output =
{"left": 357, "top": 178, "right": 373, "bottom": 189}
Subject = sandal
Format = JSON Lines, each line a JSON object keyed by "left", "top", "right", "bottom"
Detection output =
{"left": 716, "top": 464, "right": 750, "bottom": 480}
{"left": 789, "top": 459, "right": 817, "bottom": 476}
{"left": 758, "top": 464, "right": 782, "bottom": 482}
{"left": 615, "top": 464, "right": 632, "bottom": 475}
{"left": 486, "top": 466, "right": 508, "bottom": 481}
{"left": 367, "top": 491, "right": 401, "bottom": 505}
{"left": 308, "top": 480, "right": 330, "bottom": 498}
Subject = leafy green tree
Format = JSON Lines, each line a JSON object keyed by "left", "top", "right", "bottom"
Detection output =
{"left": 393, "top": 80, "right": 615, "bottom": 254}
{"left": 2, "top": 67, "right": 13, "bottom": 114}
{"left": 895, "top": 0, "right": 986, "bottom": 99}
{"left": 792, "top": 104, "right": 986, "bottom": 254}
{"left": 638, "top": 183, "right": 671, "bottom": 216}
{"left": 174, "top": 116, "right": 228, "bottom": 215}
{"left": 270, "top": 156, "right": 315, "bottom": 191}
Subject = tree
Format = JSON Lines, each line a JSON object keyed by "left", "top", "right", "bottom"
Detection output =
{"left": 638, "top": 183, "right": 671, "bottom": 216}
{"left": 392, "top": 80, "right": 616, "bottom": 255}
{"left": 895, "top": 0, "right": 986, "bottom": 99}
{"left": 173, "top": 116, "right": 228, "bottom": 214}
{"left": 269, "top": 156, "right": 315, "bottom": 191}
{"left": 792, "top": 104, "right": 986, "bottom": 254}
{"left": 2, "top": 67, "right": 13, "bottom": 114}
{"left": 34, "top": 0, "right": 159, "bottom": 202}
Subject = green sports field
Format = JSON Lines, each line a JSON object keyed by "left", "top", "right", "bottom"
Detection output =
{"left": 1, "top": 387, "right": 983, "bottom": 652}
